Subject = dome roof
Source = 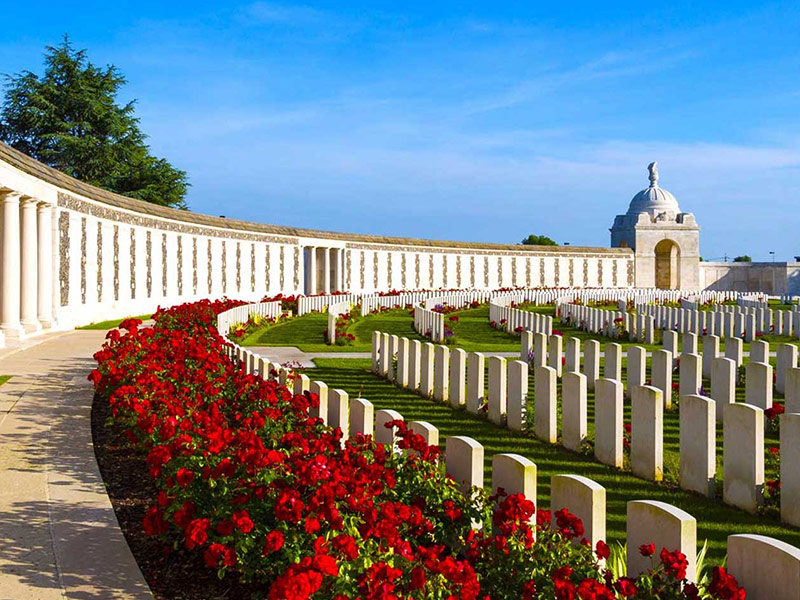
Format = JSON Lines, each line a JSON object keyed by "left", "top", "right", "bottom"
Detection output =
{"left": 626, "top": 161, "right": 681, "bottom": 218}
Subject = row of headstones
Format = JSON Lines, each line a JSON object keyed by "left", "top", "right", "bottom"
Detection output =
{"left": 637, "top": 303, "right": 799, "bottom": 340}
{"left": 216, "top": 300, "right": 283, "bottom": 336}
{"left": 298, "top": 293, "right": 360, "bottom": 316}
{"left": 558, "top": 303, "right": 656, "bottom": 342}
{"left": 488, "top": 301, "right": 554, "bottom": 336}
{"left": 229, "top": 339, "right": 800, "bottom": 600}
{"left": 372, "top": 331, "right": 800, "bottom": 526}
{"left": 413, "top": 305, "right": 446, "bottom": 342}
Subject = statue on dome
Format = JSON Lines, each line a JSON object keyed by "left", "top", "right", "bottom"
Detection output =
{"left": 648, "top": 161, "right": 659, "bottom": 186}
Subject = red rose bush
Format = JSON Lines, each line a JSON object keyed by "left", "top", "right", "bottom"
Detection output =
{"left": 89, "top": 299, "right": 744, "bottom": 599}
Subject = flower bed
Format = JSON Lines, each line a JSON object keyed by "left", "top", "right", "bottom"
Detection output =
{"left": 89, "top": 299, "right": 744, "bottom": 600}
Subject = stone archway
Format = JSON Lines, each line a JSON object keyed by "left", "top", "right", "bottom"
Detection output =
{"left": 654, "top": 239, "right": 680, "bottom": 289}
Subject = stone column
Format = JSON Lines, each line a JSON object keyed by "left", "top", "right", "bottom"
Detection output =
{"left": 585, "top": 340, "right": 600, "bottom": 390}
{"left": 723, "top": 403, "right": 764, "bottom": 513}
{"left": 562, "top": 371, "right": 587, "bottom": 452}
{"left": 631, "top": 385, "right": 664, "bottom": 481}
{"left": 0, "top": 191, "right": 23, "bottom": 337}
{"left": 306, "top": 246, "right": 316, "bottom": 295}
{"left": 19, "top": 196, "right": 40, "bottom": 332}
{"left": 322, "top": 247, "right": 331, "bottom": 294}
{"left": 711, "top": 357, "right": 736, "bottom": 422}
{"left": 36, "top": 201, "right": 55, "bottom": 328}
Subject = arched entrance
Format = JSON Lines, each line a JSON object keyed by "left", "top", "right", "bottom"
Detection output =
{"left": 654, "top": 239, "right": 680, "bottom": 289}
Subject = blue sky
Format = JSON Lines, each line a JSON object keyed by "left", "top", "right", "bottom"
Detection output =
{"left": 2, "top": 1, "right": 800, "bottom": 261}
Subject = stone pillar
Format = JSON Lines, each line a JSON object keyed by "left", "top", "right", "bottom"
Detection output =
{"left": 507, "top": 360, "right": 528, "bottom": 432}
{"left": 564, "top": 337, "right": 580, "bottom": 374}
{"left": 350, "top": 397, "right": 374, "bottom": 438}
{"left": 532, "top": 332, "right": 547, "bottom": 367}
{"left": 680, "top": 353, "right": 702, "bottom": 398}
{"left": 378, "top": 333, "right": 390, "bottom": 375}
{"left": 776, "top": 343, "right": 798, "bottom": 395}
{"left": 36, "top": 202, "right": 54, "bottom": 328}
{"left": 419, "top": 342, "right": 435, "bottom": 397}
{"left": 306, "top": 246, "right": 316, "bottom": 295}
{"left": 550, "top": 474, "right": 606, "bottom": 550}
{"left": 534, "top": 365, "right": 557, "bottom": 443}
{"left": 604, "top": 342, "right": 622, "bottom": 382}
{"left": 548, "top": 334, "right": 563, "bottom": 377}
{"left": 787, "top": 368, "right": 800, "bottom": 414}
{"left": 520, "top": 330, "right": 533, "bottom": 362}
{"left": 0, "top": 191, "right": 23, "bottom": 337}
{"left": 445, "top": 436, "right": 483, "bottom": 496}
{"left": 745, "top": 362, "right": 773, "bottom": 411}
{"left": 585, "top": 340, "right": 600, "bottom": 390}
{"left": 663, "top": 330, "right": 679, "bottom": 366}
{"left": 409, "top": 421, "right": 439, "bottom": 450}
{"left": 702, "top": 335, "right": 720, "bottom": 380}
{"left": 487, "top": 356, "right": 507, "bottom": 425}
{"left": 727, "top": 535, "right": 800, "bottom": 600}
{"left": 680, "top": 394, "right": 716, "bottom": 497}
{"left": 19, "top": 197, "right": 40, "bottom": 333}
{"left": 627, "top": 501, "right": 697, "bottom": 582}
{"left": 651, "top": 349, "right": 672, "bottom": 410}
{"left": 371, "top": 331, "right": 380, "bottom": 373}
{"left": 375, "top": 409, "right": 403, "bottom": 449}
{"left": 409, "top": 340, "right": 422, "bottom": 390}
{"left": 725, "top": 336, "right": 744, "bottom": 367}
{"left": 631, "top": 385, "right": 663, "bottom": 481}
{"left": 626, "top": 346, "right": 646, "bottom": 399}
{"left": 328, "top": 389, "right": 350, "bottom": 442}
{"left": 449, "top": 348, "right": 466, "bottom": 408}
{"left": 781, "top": 413, "right": 800, "bottom": 527}
{"left": 594, "top": 378, "right": 623, "bottom": 468}
{"left": 683, "top": 332, "right": 699, "bottom": 355}
{"left": 711, "top": 357, "right": 736, "bottom": 422}
{"left": 395, "top": 337, "right": 409, "bottom": 387}
{"left": 491, "top": 453, "right": 537, "bottom": 510}
{"left": 322, "top": 247, "right": 331, "bottom": 294}
{"left": 562, "top": 371, "right": 587, "bottom": 452}
{"left": 309, "top": 380, "right": 328, "bottom": 423}
{"left": 467, "top": 352, "right": 485, "bottom": 413}
{"left": 723, "top": 403, "right": 764, "bottom": 513}
{"left": 750, "top": 340, "right": 769, "bottom": 364}
{"left": 433, "top": 345, "right": 450, "bottom": 402}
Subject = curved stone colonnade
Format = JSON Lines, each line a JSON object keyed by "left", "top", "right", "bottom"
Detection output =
{"left": 0, "top": 141, "right": 633, "bottom": 345}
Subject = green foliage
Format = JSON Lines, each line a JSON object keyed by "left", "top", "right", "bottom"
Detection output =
{"left": 0, "top": 36, "right": 188, "bottom": 208}
{"left": 733, "top": 255, "right": 752, "bottom": 262}
{"left": 520, "top": 234, "right": 558, "bottom": 246}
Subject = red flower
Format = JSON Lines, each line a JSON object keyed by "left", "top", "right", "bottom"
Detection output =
{"left": 263, "top": 530, "right": 284, "bottom": 554}
{"left": 185, "top": 518, "right": 210, "bottom": 550}
{"left": 176, "top": 467, "right": 194, "bottom": 487}
{"left": 660, "top": 547, "right": 688, "bottom": 580}
{"left": 614, "top": 578, "right": 638, "bottom": 597}
{"left": 233, "top": 510, "right": 254, "bottom": 533}
{"left": 639, "top": 543, "right": 655, "bottom": 557}
{"left": 708, "top": 567, "right": 746, "bottom": 600}
{"left": 595, "top": 540, "right": 610, "bottom": 560}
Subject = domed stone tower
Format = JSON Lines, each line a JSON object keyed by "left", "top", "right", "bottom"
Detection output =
{"left": 610, "top": 162, "right": 700, "bottom": 289}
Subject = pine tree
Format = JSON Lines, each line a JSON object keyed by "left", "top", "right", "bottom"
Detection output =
{"left": 0, "top": 36, "right": 189, "bottom": 209}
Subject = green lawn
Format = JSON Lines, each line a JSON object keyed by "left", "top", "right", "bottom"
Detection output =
{"left": 239, "top": 301, "right": 799, "bottom": 357}
{"left": 0, "top": 375, "right": 11, "bottom": 386}
{"left": 310, "top": 358, "right": 799, "bottom": 564}
{"left": 77, "top": 313, "right": 153, "bottom": 330}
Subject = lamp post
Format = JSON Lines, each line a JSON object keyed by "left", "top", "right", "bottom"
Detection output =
{"left": 770, "top": 251, "right": 775, "bottom": 263}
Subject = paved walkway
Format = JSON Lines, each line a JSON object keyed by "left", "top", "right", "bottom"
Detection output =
{"left": 0, "top": 330, "right": 152, "bottom": 600}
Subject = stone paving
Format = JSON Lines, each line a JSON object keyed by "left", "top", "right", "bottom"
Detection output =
{"left": 0, "top": 330, "right": 152, "bottom": 600}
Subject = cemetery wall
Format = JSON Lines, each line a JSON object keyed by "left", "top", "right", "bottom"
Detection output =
{"left": 700, "top": 261, "right": 800, "bottom": 295}
{"left": 0, "top": 141, "right": 633, "bottom": 340}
